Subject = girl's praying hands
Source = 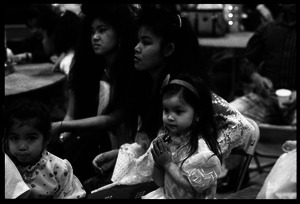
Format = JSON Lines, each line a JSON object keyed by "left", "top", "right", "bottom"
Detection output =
{"left": 151, "top": 137, "right": 172, "bottom": 169}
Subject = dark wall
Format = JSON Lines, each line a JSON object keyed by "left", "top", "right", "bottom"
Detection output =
{"left": 4, "top": 3, "right": 33, "bottom": 24}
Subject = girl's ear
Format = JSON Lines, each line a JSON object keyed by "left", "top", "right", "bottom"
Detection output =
{"left": 164, "top": 43, "right": 175, "bottom": 57}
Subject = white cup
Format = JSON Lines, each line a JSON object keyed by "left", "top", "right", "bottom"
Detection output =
{"left": 275, "top": 89, "right": 292, "bottom": 108}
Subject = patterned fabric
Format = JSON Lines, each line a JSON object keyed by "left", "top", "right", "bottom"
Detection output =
{"left": 211, "top": 92, "right": 254, "bottom": 158}
{"left": 98, "top": 131, "right": 221, "bottom": 199}
{"left": 16, "top": 151, "right": 86, "bottom": 199}
{"left": 163, "top": 133, "right": 221, "bottom": 199}
{"left": 230, "top": 92, "right": 297, "bottom": 125}
{"left": 111, "top": 143, "right": 153, "bottom": 184}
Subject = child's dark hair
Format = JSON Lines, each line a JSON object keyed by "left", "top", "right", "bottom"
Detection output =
{"left": 3, "top": 98, "right": 52, "bottom": 153}
{"left": 161, "top": 73, "right": 222, "bottom": 166}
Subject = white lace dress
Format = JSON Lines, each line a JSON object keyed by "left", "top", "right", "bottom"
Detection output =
{"left": 91, "top": 92, "right": 254, "bottom": 198}
{"left": 96, "top": 131, "right": 221, "bottom": 199}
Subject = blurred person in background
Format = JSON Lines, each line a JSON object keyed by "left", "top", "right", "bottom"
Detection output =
{"left": 232, "top": 4, "right": 296, "bottom": 126}
{"left": 7, "top": 4, "right": 82, "bottom": 75}
{"left": 242, "top": 4, "right": 282, "bottom": 31}
{"left": 218, "top": 4, "right": 296, "bottom": 193}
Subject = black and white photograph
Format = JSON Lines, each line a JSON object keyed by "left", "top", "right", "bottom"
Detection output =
{"left": 4, "top": 3, "right": 297, "bottom": 199}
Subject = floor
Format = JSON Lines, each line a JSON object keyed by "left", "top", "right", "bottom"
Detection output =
{"left": 216, "top": 141, "right": 284, "bottom": 199}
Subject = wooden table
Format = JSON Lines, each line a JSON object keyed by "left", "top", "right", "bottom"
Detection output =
{"left": 5, "top": 63, "right": 66, "bottom": 96}
{"left": 5, "top": 63, "right": 67, "bottom": 121}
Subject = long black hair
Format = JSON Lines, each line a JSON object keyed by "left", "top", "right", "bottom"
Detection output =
{"left": 161, "top": 73, "right": 222, "bottom": 166}
{"left": 69, "top": 4, "right": 137, "bottom": 119}
{"left": 135, "top": 4, "right": 208, "bottom": 141}
{"left": 52, "top": 10, "right": 82, "bottom": 55}
{"left": 137, "top": 4, "right": 207, "bottom": 79}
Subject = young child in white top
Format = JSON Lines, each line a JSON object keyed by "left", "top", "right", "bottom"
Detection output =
{"left": 142, "top": 74, "right": 223, "bottom": 199}
{"left": 95, "top": 74, "right": 223, "bottom": 199}
{"left": 4, "top": 98, "right": 86, "bottom": 199}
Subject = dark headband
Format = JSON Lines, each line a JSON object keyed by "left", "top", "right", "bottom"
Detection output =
{"left": 162, "top": 74, "right": 199, "bottom": 99}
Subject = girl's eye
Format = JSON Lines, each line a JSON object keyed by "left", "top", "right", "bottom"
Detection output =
{"left": 9, "top": 135, "right": 19, "bottom": 142}
{"left": 98, "top": 28, "right": 107, "bottom": 33}
{"left": 140, "top": 38, "right": 152, "bottom": 46}
{"left": 142, "top": 41, "right": 150, "bottom": 46}
{"left": 28, "top": 135, "right": 38, "bottom": 142}
{"left": 28, "top": 137, "right": 34, "bottom": 142}
{"left": 91, "top": 27, "right": 107, "bottom": 35}
{"left": 175, "top": 109, "right": 184, "bottom": 115}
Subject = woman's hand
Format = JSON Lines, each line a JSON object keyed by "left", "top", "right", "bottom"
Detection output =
{"left": 251, "top": 72, "right": 273, "bottom": 97}
{"left": 51, "top": 52, "right": 66, "bottom": 73}
{"left": 92, "top": 149, "right": 119, "bottom": 175}
{"left": 58, "top": 132, "right": 72, "bottom": 143}
{"left": 151, "top": 137, "right": 172, "bottom": 169}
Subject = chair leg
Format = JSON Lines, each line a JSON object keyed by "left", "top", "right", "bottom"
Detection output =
{"left": 255, "top": 150, "right": 280, "bottom": 159}
{"left": 235, "top": 156, "right": 252, "bottom": 192}
{"left": 251, "top": 152, "right": 277, "bottom": 173}
{"left": 252, "top": 154, "right": 263, "bottom": 173}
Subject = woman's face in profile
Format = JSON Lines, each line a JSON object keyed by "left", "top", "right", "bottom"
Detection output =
{"left": 134, "top": 26, "right": 165, "bottom": 72}
{"left": 90, "top": 18, "right": 118, "bottom": 56}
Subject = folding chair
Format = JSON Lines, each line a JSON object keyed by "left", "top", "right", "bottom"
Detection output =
{"left": 252, "top": 123, "right": 296, "bottom": 173}
{"left": 230, "top": 117, "right": 260, "bottom": 192}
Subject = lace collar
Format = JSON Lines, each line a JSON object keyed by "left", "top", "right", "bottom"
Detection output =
{"left": 164, "top": 130, "right": 192, "bottom": 148}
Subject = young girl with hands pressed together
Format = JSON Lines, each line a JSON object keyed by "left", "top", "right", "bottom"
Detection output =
{"left": 92, "top": 74, "right": 223, "bottom": 199}
{"left": 143, "top": 74, "right": 222, "bottom": 199}
{"left": 3, "top": 98, "right": 86, "bottom": 199}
